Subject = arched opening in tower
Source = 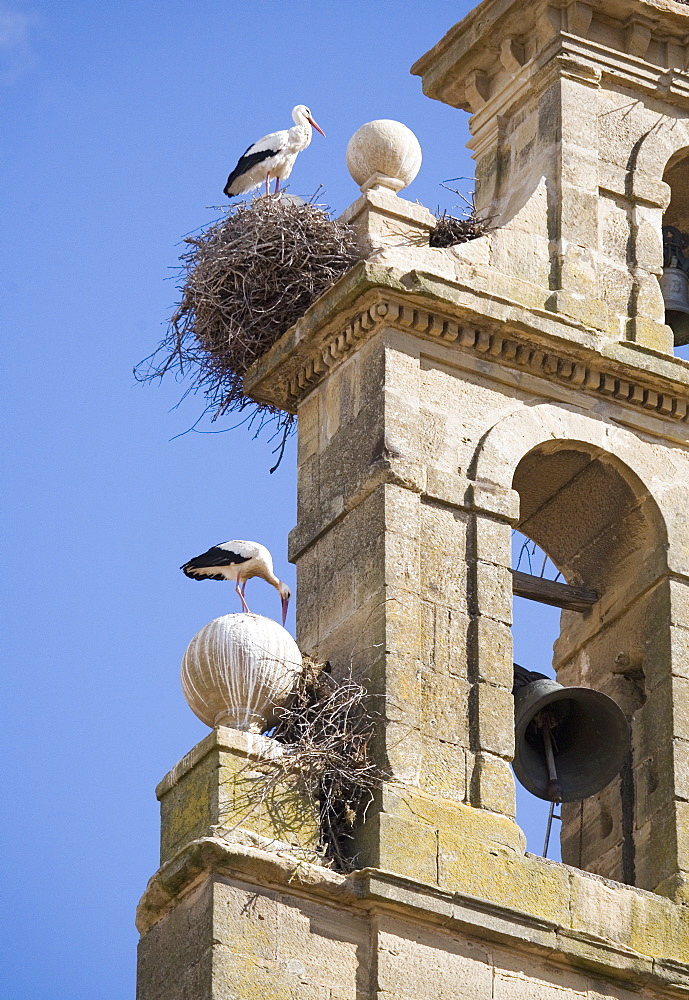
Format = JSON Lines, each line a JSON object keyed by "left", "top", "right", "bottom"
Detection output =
{"left": 511, "top": 441, "right": 667, "bottom": 888}
{"left": 661, "top": 148, "right": 689, "bottom": 358}
{"left": 511, "top": 530, "right": 562, "bottom": 860}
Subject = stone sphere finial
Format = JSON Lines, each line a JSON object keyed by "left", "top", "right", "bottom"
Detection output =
{"left": 181, "top": 613, "right": 303, "bottom": 733}
{"left": 346, "top": 119, "right": 422, "bottom": 194}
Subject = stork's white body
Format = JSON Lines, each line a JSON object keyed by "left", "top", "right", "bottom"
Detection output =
{"left": 224, "top": 105, "right": 325, "bottom": 198}
{"left": 227, "top": 126, "right": 310, "bottom": 194}
{"left": 181, "top": 539, "right": 291, "bottom": 624}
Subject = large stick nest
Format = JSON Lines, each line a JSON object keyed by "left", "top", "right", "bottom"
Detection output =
{"left": 136, "top": 197, "right": 361, "bottom": 465}
{"left": 254, "top": 658, "right": 384, "bottom": 871}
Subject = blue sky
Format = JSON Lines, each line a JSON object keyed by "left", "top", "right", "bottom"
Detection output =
{"left": 3, "top": 2, "right": 570, "bottom": 996}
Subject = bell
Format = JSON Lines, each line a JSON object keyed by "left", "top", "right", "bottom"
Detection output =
{"left": 660, "top": 266, "right": 689, "bottom": 346}
{"left": 513, "top": 672, "right": 629, "bottom": 803}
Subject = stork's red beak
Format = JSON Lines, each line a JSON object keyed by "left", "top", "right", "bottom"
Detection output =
{"left": 281, "top": 595, "right": 290, "bottom": 626}
{"left": 308, "top": 117, "right": 325, "bottom": 138}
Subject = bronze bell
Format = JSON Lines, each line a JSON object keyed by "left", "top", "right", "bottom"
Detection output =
{"left": 661, "top": 224, "right": 689, "bottom": 345}
{"left": 513, "top": 667, "right": 629, "bottom": 803}
{"left": 660, "top": 267, "right": 689, "bottom": 346}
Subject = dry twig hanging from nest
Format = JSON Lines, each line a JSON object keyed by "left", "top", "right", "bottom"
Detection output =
{"left": 135, "top": 197, "right": 361, "bottom": 469}
{"left": 253, "top": 658, "right": 383, "bottom": 871}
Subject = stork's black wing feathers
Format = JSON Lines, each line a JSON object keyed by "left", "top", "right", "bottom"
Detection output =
{"left": 223, "top": 146, "right": 279, "bottom": 197}
{"left": 183, "top": 569, "right": 228, "bottom": 581}
{"left": 181, "top": 545, "right": 251, "bottom": 580}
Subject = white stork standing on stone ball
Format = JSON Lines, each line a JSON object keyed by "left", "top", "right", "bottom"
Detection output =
{"left": 223, "top": 104, "right": 325, "bottom": 198}
{"left": 181, "top": 539, "right": 291, "bottom": 625}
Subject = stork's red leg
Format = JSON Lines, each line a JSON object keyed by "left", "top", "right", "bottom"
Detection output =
{"left": 274, "top": 177, "right": 280, "bottom": 195}
{"left": 265, "top": 176, "right": 270, "bottom": 197}
{"left": 236, "top": 580, "right": 251, "bottom": 614}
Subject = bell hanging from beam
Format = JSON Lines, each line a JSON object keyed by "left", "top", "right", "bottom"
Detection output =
{"left": 512, "top": 665, "right": 629, "bottom": 803}
{"left": 661, "top": 224, "right": 689, "bottom": 346}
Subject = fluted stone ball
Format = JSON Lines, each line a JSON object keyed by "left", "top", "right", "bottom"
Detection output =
{"left": 346, "top": 119, "right": 422, "bottom": 193}
{"left": 181, "top": 613, "right": 303, "bottom": 732}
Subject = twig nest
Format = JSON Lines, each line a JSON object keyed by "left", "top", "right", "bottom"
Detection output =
{"left": 181, "top": 613, "right": 303, "bottom": 732}
{"left": 135, "top": 199, "right": 361, "bottom": 468}
{"left": 429, "top": 211, "right": 490, "bottom": 248}
{"left": 346, "top": 120, "right": 422, "bottom": 194}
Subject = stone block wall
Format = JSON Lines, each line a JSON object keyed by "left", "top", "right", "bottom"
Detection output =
{"left": 285, "top": 303, "right": 689, "bottom": 895}
{"left": 137, "top": 844, "right": 689, "bottom": 1000}
{"left": 156, "top": 728, "right": 320, "bottom": 866}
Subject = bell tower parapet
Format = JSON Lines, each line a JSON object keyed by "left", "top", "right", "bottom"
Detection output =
{"left": 136, "top": 9, "right": 689, "bottom": 999}
{"left": 246, "top": 100, "right": 689, "bottom": 904}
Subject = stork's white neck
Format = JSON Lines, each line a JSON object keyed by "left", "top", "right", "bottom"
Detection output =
{"left": 287, "top": 120, "right": 312, "bottom": 152}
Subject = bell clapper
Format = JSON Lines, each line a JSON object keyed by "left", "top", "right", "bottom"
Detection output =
{"left": 542, "top": 799, "right": 562, "bottom": 858}
{"left": 542, "top": 724, "right": 563, "bottom": 803}
{"left": 535, "top": 709, "right": 563, "bottom": 858}
{"left": 542, "top": 722, "right": 562, "bottom": 858}
{"left": 531, "top": 708, "right": 563, "bottom": 803}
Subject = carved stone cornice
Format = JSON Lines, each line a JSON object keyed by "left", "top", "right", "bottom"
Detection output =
{"left": 244, "top": 271, "right": 689, "bottom": 428}
{"left": 412, "top": 0, "right": 689, "bottom": 114}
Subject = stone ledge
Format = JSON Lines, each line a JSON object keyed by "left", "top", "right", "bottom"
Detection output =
{"left": 136, "top": 837, "right": 689, "bottom": 994}
{"left": 244, "top": 262, "right": 689, "bottom": 433}
{"left": 356, "top": 870, "right": 663, "bottom": 990}
{"left": 136, "top": 836, "right": 349, "bottom": 935}
{"left": 155, "top": 726, "right": 282, "bottom": 800}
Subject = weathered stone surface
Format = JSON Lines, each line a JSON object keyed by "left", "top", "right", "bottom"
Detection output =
{"left": 359, "top": 810, "right": 439, "bottom": 885}
{"left": 418, "top": 736, "right": 467, "bottom": 803}
{"left": 492, "top": 955, "right": 589, "bottom": 1000}
{"left": 137, "top": 880, "right": 213, "bottom": 1000}
{"left": 439, "top": 831, "right": 571, "bottom": 919}
{"left": 156, "top": 729, "right": 319, "bottom": 866}
{"left": 420, "top": 601, "right": 470, "bottom": 679}
{"left": 472, "top": 616, "right": 513, "bottom": 689}
{"left": 470, "top": 752, "right": 516, "bottom": 817}
{"left": 420, "top": 502, "right": 468, "bottom": 610}
{"left": 376, "top": 915, "right": 493, "bottom": 1000}
{"left": 473, "top": 561, "right": 513, "bottom": 625}
{"left": 137, "top": 835, "right": 689, "bottom": 998}
{"left": 475, "top": 682, "right": 514, "bottom": 758}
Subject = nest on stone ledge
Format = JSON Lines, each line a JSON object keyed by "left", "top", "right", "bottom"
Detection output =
{"left": 256, "top": 657, "right": 384, "bottom": 872}
{"left": 428, "top": 210, "right": 490, "bottom": 248}
{"left": 135, "top": 197, "right": 361, "bottom": 469}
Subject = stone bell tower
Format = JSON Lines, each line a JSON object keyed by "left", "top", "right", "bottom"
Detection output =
{"left": 137, "top": 2, "right": 689, "bottom": 998}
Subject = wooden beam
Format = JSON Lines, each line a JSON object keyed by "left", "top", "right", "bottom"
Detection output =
{"left": 511, "top": 570, "right": 598, "bottom": 613}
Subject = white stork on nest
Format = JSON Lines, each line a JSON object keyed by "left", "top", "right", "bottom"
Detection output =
{"left": 181, "top": 539, "right": 291, "bottom": 625}
{"left": 223, "top": 104, "right": 325, "bottom": 199}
